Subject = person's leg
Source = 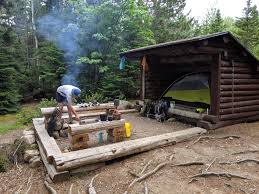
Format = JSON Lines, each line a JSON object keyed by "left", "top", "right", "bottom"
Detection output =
{"left": 67, "top": 105, "right": 73, "bottom": 123}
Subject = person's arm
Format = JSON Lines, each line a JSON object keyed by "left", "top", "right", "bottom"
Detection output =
{"left": 67, "top": 104, "right": 80, "bottom": 122}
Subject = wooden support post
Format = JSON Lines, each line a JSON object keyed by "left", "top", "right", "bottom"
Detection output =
{"left": 142, "top": 68, "right": 145, "bottom": 100}
{"left": 210, "top": 54, "right": 221, "bottom": 115}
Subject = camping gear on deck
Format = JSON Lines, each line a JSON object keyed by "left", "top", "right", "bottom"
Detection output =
{"left": 144, "top": 99, "right": 170, "bottom": 122}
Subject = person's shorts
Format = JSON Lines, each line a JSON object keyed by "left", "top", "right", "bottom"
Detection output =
{"left": 56, "top": 92, "right": 68, "bottom": 104}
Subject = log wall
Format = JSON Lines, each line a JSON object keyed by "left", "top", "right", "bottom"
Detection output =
{"left": 219, "top": 56, "right": 259, "bottom": 122}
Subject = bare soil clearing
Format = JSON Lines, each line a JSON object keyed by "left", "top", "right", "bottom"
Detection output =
{"left": 1, "top": 114, "right": 259, "bottom": 194}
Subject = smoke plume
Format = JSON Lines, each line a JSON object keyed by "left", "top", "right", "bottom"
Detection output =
{"left": 37, "top": 11, "right": 81, "bottom": 86}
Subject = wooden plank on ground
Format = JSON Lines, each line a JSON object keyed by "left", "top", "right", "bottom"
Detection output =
{"left": 37, "top": 140, "right": 69, "bottom": 182}
{"left": 55, "top": 127, "right": 207, "bottom": 171}
{"left": 33, "top": 118, "right": 62, "bottom": 163}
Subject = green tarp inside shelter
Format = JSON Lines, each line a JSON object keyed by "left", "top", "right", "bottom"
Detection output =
{"left": 162, "top": 72, "right": 210, "bottom": 106}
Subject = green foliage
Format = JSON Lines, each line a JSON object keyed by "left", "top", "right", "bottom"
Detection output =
{"left": 85, "top": 92, "right": 108, "bottom": 103}
{"left": 0, "top": 153, "right": 9, "bottom": 172}
{"left": 37, "top": 98, "right": 57, "bottom": 110}
{"left": 16, "top": 108, "right": 38, "bottom": 125}
{"left": 149, "top": 0, "right": 195, "bottom": 43}
{"left": 198, "top": 8, "right": 226, "bottom": 35}
{"left": 235, "top": 0, "right": 259, "bottom": 56}
{"left": 16, "top": 98, "right": 57, "bottom": 125}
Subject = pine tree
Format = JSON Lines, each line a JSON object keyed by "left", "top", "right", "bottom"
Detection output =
{"left": 0, "top": 28, "right": 21, "bottom": 114}
{"left": 236, "top": 0, "right": 259, "bottom": 54}
{"left": 147, "top": 0, "right": 194, "bottom": 43}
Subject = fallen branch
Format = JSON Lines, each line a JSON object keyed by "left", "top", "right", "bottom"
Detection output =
{"left": 12, "top": 139, "right": 24, "bottom": 157}
{"left": 190, "top": 172, "right": 250, "bottom": 180}
{"left": 144, "top": 182, "right": 148, "bottom": 194}
{"left": 171, "top": 161, "right": 204, "bottom": 167}
{"left": 128, "top": 170, "right": 139, "bottom": 178}
{"left": 232, "top": 150, "right": 259, "bottom": 155}
{"left": 188, "top": 178, "right": 198, "bottom": 184}
{"left": 204, "top": 158, "right": 217, "bottom": 172}
{"left": 186, "top": 135, "right": 240, "bottom": 148}
{"left": 25, "top": 183, "right": 32, "bottom": 194}
{"left": 27, "top": 172, "right": 33, "bottom": 187}
{"left": 129, "top": 161, "right": 168, "bottom": 188}
{"left": 219, "top": 159, "right": 259, "bottom": 165}
{"left": 44, "top": 181, "right": 57, "bottom": 194}
{"left": 140, "top": 160, "right": 153, "bottom": 175}
{"left": 88, "top": 174, "right": 99, "bottom": 194}
{"left": 69, "top": 184, "right": 74, "bottom": 194}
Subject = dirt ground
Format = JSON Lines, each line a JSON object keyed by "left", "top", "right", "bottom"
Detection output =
{"left": 56, "top": 113, "right": 192, "bottom": 152}
{"left": 1, "top": 114, "right": 259, "bottom": 194}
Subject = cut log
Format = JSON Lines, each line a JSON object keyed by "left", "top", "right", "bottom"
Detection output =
{"left": 33, "top": 118, "right": 62, "bottom": 163}
{"left": 55, "top": 127, "right": 207, "bottom": 172}
{"left": 220, "top": 100, "right": 259, "bottom": 109}
{"left": 220, "top": 111, "right": 259, "bottom": 121}
{"left": 41, "top": 103, "right": 115, "bottom": 115}
{"left": 202, "top": 115, "right": 219, "bottom": 124}
{"left": 220, "top": 79, "right": 259, "bottom": 85}
{"left": 221, "top": 67, "right": 253, "bottom": 74}
{"left": 168, "top": 108, "right": 205, "bottom": 120}
{"left": 221, "top": 74, "right": 259, "bottom": 79}
{"left": 37, "top": 140, "right": 69, "bottom": 182}
{"left": 220, "top": 90, "right": 259, "bottom": 97}
{"left": 220, "top": 104, "right": 259, "bottom": 114}
{"left": 220, "top": 95, "right": 259, "bottom": 103}
{"left": 221, "top": 84, "right": 259, "bottom": 91}
{"left": 68, "top": 119, "right": 126, "bottom": 135}
{"left": 62, "top": 109, "right": 137, "bottom": 120}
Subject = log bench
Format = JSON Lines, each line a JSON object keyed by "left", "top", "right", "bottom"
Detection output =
{"left": 41, "top": 103, "right": 116, "bottom": 121}
{"left": 68, "top": 119, "right": 126, "bottom": 150}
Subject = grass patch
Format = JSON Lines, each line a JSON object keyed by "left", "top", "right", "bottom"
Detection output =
{"left": 0, "top": 104, "right": 38, "bottom": 134}
{"left": 0, "top": 114, "right": 24, "bottom": 134}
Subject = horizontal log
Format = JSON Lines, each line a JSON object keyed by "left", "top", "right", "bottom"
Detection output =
{"left": 41, "top": 103, "right": 115, "bottom": 115}
{"left": 221, "top": 74, "right": 259, "bottom": 79}
{"left": 168, "top": 108, "right": 205, "bottom": 120}
{"left": 221, "top": 84, "right": 259, "bottom": 91}
{"left": 160, "top": 55, "right": 213, "bottom": 64}
{"left": 220, "top": 111, "right": 259, "bottom": 121}
{"left": 221, "top": 61, "right": 251, "bottom": 68}
{"left": 221, "top": 67, "right": 252, "bottom": 74}
{"left": 33, "top": 118, "right": 62, "bottom": 164}
{"left": 221, "top": 60, "right": 230, "bottom": 67}
{"left": 68, "top": 119, "right": 126, "bottom": 135}
{"left": 202, "top": 115, "right": 219, "bottom": 124}
{"left": 55, "top": 127, "right": 207, "bottom": 171}
{"left": 220, "top": 100, "right": 259, "bottom": 109}
{"left": 220, "top": 104, "right": 259, "bottom": 114}
{"left": 220, "top": 95, "right": 259, "bottom": 103}
{"left": 221, "top": 79, "right": 259, "bottom": 85}
{"left": 37, "top": 140, "right": 69, "bottom": 182}
{"left": 220, "top": 90, "right": 259, "bottom": 97}
{"left": 233, "top": 61, "right": 253, "bottom": 68}
{"left": 200, "top": 114, "right": 259, "bottom": 130}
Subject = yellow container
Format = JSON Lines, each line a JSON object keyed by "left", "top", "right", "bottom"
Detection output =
{"left": 125, "top": 122, "right": 132, "bottom": 138}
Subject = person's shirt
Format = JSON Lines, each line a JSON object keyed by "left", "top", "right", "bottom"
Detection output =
{"left": 57, "top": 85, "right": 80, "bottom": 105}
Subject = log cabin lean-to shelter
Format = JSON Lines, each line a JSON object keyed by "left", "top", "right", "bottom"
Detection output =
{"left": 120, "top": 31, "right": 259, "bottom": 130}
